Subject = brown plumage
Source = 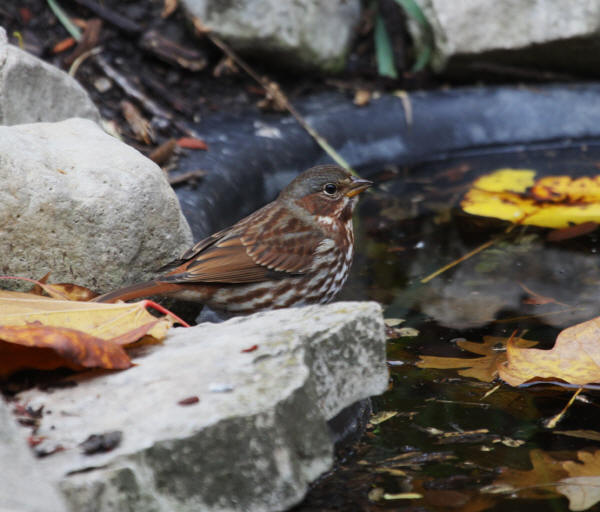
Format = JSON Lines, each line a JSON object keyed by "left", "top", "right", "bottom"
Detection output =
{"left": 94, "top": 165, "right": 372, "bottom": 313}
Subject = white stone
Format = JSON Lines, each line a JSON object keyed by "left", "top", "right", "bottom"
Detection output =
{"left": 181, "top": 0, "right": 361, "bottom": 72}
{"left": 0, "top": 400, "right": 67, "bottom": 512}
{"left": 410, "top": 0, "right": 600, "bottom": 71}
{"left": 16, "top": 301, "right": 387, "bottom": 512}
{"left": 0, "top": 26, "right": 100, "bottom": 125}
{"left": 0, "top": 118, "right": 192, "bottom": 293}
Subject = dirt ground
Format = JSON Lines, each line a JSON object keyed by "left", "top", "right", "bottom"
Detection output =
{"left": 0, "top": 0, "right": 438, "bottom": 160}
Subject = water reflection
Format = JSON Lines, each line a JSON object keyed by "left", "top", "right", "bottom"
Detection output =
{"left": 298, "top": 144, "right": 600, "bottom": 512}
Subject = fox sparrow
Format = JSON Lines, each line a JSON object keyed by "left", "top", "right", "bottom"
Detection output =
{"left": 95, "top": 165, "right": 372, "bottom": 313}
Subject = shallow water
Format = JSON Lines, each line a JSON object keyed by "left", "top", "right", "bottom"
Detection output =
{"left": 297, "top": 143, "right": 600, "bottom": 512}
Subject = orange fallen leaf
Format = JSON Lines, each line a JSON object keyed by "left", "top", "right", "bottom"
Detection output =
{"left": 177, "top": 137, "right": 208, "bottom": 150}
{"left": 498, "top": 317, "right": 600, "bottom": 386}
{"left": 0, "top": 324, "right": 131, "bottom": 377}
{"left": 52, "top": 37, "right": 76, "bottom": 54}
{"left": 416, "top": 336, "right": 538, "bottom": 383}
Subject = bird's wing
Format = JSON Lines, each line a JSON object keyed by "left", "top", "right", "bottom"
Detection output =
{"left": 160, "top": 203, "right": 323, "bottom": 284}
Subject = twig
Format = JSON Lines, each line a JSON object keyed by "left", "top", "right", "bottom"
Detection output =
{"left": 544, "top": 387, "right": 583, "bottom": 429}
{"left": 94, "top": 54, "right": 172, "bottom": 120}
{"left": 193, "top": 19, "right": 357, "bottom": 175}
{"left": 68, "top": 46, "right": 101, "bottom": 77}
{"left": 467, "top": 61, "right": 576, "bottom": 82}
{"left": 420, "top": 224, "right": 516, "bottom": 283}
{"left": 64, "top": 17, "right": 102, "bottom": 66}
{"left": 168, "top": 169, "right": 207, "bottom": 186}
{"left": 420, "top": 238, "right": 496, "bottom": 284}
{"left": 71, "top": 0, "right": 142, "bottom": 34}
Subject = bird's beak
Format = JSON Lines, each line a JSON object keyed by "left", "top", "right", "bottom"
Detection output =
{"left": 345, "top": 176, "right": 373, "bottom": 198}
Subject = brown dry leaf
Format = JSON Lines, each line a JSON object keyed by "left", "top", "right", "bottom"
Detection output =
{"left": 416, "top": 336, "right": 538, "bottom": 382}
{"left": 0, "top": 290, "right": 175, "bottom": 377}
{"left": 492, "top": 449, "right": 567, "bottom": 499}
{"left": 558, "top": 450, "right": 600, "bottom": 511}
{"left": 213, "top": 56, "right": 239, "bottom": 77}
{"left": 257, "top": 81, "right": 288, "bottom": 111}
{"left": 28, "top": 277, "right": 98, "bottom": 301}
{"left": 0, "top": 324, "right": 131, "bottom": 377}
{"left": 519, "top": 282, "right": 566, "bottom": 306}
{"left": 370, "top": 411, "right": 398, "bottom": 425}
{"left": 0, "top": 290, "right": 172, "bottom": 341}
{"left": 547, "top": 221, "right": 599, "bottom": 242}
{"left": 498, "top": 317, "right": 600, "bottom": 386}
{"left": 161, "top": 0, "right": 178, "bottom": 18}
{"left": 353, "top": 89, "right": 372, "bottom": 106}
{"left": 121, "top": 100, "right": 154, "bottom": 144}
{"left": 148, "top": 138, "right": 177, "bottom": 166}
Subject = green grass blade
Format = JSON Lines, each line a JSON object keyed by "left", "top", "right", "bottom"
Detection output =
{"left": 393, "top": 0, "right": 429, "bottom": 27}
{"left": 374, "top": 13, "right": 398, "bottom": 79}
{"left": 392, "top": 0, "right": 433, "bottom": 72}
{"left": 47, "top": 0, "right": 82, "bottom": 40}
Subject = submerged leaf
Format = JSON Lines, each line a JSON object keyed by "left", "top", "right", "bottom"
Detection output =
{"left": 558, "top": 451, "right": 600, "bottom": 511}
{"left": 492, "top": 449, "right": 567, "bottom": 499}
{"left": 417, "top": 336, "right": 537, "bottom": 382}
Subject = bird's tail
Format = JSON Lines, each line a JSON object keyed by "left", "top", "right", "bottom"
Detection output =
{"left": 92, "top": 280, "right": 182, "bottom": 303}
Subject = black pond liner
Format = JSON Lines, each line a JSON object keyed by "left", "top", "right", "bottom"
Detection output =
{"left": 173, "top": 83, "right": 600, "bottom": 447}
{"left": 175, "top": 83, "right": 600, "bottom": 240}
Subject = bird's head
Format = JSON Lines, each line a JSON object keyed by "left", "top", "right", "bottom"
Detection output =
{"left": 280, "top": 165, "right": 372, "bottom": 222}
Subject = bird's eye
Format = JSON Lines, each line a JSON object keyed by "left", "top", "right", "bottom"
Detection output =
{"left": 324, "top": 183, "right": 337, "bottom": 195}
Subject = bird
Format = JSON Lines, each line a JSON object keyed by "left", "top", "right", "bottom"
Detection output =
{"left": 94, "top": 164, "right": 372, "bottom": 314}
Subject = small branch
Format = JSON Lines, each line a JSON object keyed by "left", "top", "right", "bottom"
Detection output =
{"left": 94, "top": 54, "right": 172, "bottom": 120}
{"left": 71, "top": 0, "right": 143, "bottom": 34}
{"left": 421, "top": 224, "right": 516, "bottom": 283}
{"left": 168, "top": 169, "right": 207, "bottom": 186}
{"left": 193, "top": 19, "right": 357, "bottom": 175}
{"left": 544, "top": 387, "right": 583, "bottom": 429}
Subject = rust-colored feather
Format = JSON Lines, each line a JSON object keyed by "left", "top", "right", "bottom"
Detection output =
{"left": 161, "top": 201, "right": 321, "bottom": 284}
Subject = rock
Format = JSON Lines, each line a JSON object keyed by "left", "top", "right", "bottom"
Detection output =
{"left": 0, "top": 26, "right": 100, "bottom": 125}
{"left": 181, "top": 0, "right": 361, "bottom": 72}
{"left": 0, "top": 400, "right": 67, "bottom": 512}
{"left": 15, "top": 301, "right": 387, "bottom": 512}
{"left": 0, "top": 118, "right": 192, "bottom": 293}
{"left": 409, "top": 0, "right": 600, "bottom": 73}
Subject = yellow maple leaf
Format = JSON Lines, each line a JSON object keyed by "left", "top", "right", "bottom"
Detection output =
{"left": 461, "top": 169, "right": 600, "bottom": 228}
{"left": 416, "top": 336, "right": 537, "bottom": 383}
{"left": 0, "top": 290, "right": 172, "bottom": 341}
{"left": 498, "top": 317, "right": 600, "bottom": 386}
